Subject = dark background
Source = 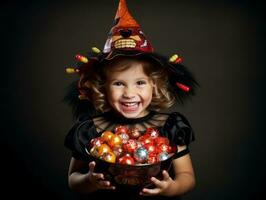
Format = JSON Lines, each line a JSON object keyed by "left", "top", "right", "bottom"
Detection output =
{"left": 2, "top": 0, "right": 265, "bottom": 199}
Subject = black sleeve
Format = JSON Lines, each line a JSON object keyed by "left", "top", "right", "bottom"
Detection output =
{"left": 64, "top": 115, "right": 98, "bottom": 161}
{"left": 163, "top": 112, "right": 195, "bottom": 158}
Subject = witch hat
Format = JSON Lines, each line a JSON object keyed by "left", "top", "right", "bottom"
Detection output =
{"left": 103, "top": 0, "right": 153, "bottom": 57}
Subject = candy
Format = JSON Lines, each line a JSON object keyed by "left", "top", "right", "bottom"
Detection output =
{"left": 118, "top": 154, "right": 135, "bottom": 165}
{"left": 87, "top": 126, "right": 174, "bottom": 165}
{"left": 134, "top": 147, "right": 149, "bottom": 163}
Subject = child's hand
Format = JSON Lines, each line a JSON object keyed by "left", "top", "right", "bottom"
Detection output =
{"left": 140, "top": 170, "right": 174, "bottom": 196}
{"left": 88, "top": 161, "right": 115, "bottom": 190}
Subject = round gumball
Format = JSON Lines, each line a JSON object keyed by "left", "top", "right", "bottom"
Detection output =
{"left": 157, "top": 143, "right": 171, "bottom": 153}
{"left": 134, "top": 147, "right": 149, "bottom": 163}
{"left": 143, "top": 143, "right": 157, "bottom": 155}
{"left": 123, "top": 139, "right": 138, "bottom": 153}
{"left": 98, "top": 144, "right": 112, "bottom": 156}
{"left": 116, "top": 132, "right": 129, "bottom": 144}
{"left": 138, "top": 134, "right": 149, "bottom": 143}
{"left": 145, "top": 127, "right": 159, "bottom": 138}
{"left": 139, "top": 135, "right": 154, "bottom": 146}
{"left": 102, "top": 152, "right": 116, "bottom": 163}
{"left": 115, "top": 125, "right": 128, "bottom": 134}
{"left": 101, "top": 131, "right": 114, "bottom": 143}
{"left": 128, "top": 127, "right": 141, "bottom": 139}
{"left": 90, "top": 137, "right": 104, "bottom": 148}
{"left": 108, "top": 134, "right": 122, "bottom": 148}
{"left": 157, "top": 152, "right": 169, "bottom": 161}
{"left": 118, "top": 154, "right": 135, "bottom": 165}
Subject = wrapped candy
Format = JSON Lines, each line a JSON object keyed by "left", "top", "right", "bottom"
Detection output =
{"left": 118, "top": 154, "right": 135, "bottom": 165}
{"left": 86, "top": 126, "right": 176, "bottom": 187}
{"left": 123, "top": 139, "right": 138, "bottom": 154}
{"left": 87, "top": 126, "right": 175, "bottom": 165}
{"left": 108, "top": 134, "right": 123, "bottom": 148}
{"left": 133, "top": 147, "right": 149, "bottom": 163}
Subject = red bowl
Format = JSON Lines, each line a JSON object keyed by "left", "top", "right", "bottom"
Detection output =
{"left": 86, "top": 150, "right": 174, "bottom": 188}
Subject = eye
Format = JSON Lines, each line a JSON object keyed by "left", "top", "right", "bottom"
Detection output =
{"left": 136, "top": 80, "right": 146, "bottom": 85}
{"left": 112, "top": 81, "right": 124, "bottom": 86}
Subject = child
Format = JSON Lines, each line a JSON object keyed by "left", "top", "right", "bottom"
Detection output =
{"left": 64, "top": 0, "right": 198, "bottom": 199}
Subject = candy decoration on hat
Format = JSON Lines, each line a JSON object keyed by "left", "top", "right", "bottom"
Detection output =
{"left": 176, "top": 82, "right": 190, "bottom": 92}
{"left": 92, "top": 47, "right": 101, "bottom": 54}
{"left": 169, "top": 54, "right": 182, "bottom": 64}
{"left": 65, "top": 67, "right": 79, "bottom": 74}
{"left": 75, "top": 54, "right": 89, "bottom": 63}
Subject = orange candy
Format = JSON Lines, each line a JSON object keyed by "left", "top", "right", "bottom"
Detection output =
{"left": 102, "top": 152, "right": 116, "bottom": 163}
{"left": 108, "top": 134, "right": 123, "bottom": 148}
{"left": 101, "top": 131, "right": 114, "bottom": 143}
{"left": 98, "top": 144, "right": 111, "bottom": 156}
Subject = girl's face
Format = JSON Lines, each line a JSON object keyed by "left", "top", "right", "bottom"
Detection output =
{"left": 106, "top": 63, "right": 154, "bottom": 118}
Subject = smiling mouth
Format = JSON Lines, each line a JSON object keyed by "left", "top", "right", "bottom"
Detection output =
{"left": 120, "top": 102, "right": 140, "bottom": 112}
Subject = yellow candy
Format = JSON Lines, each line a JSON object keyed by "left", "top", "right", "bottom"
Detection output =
{"left": 92, "top": 47, "right": 101, "bottom": 54}
{"left": 169, "top": 54, "right": 178, "bottom": 63}
{"left": 75, "top": 54, "right": 89, "bottom": 63}
{"left": 65, "top": 67, "right": 76, "bottom": 74}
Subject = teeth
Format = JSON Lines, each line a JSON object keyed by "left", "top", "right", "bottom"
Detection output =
{"left": 114, "top": 39, "right": 136, "bottom": 49}
{"left": 122, "top": 102, "right": 138, "bottom": 106}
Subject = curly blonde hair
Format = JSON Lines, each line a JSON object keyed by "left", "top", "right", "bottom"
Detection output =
{"left": 79, "top": 55, "right": 175, "bottom": 112}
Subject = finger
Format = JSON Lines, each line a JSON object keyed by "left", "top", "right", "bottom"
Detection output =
{"left": 98, "top": 180, "right": 116, "bottom": 190}
{"left": 162, "top": 170, "right": 170, "bottom": 180}
{"left": 92, "top": 173, "right": 104, "bottom": 180}
{"left": 88, "top": 161, "right": 96, "bottom": 173}
{"left": 140, "top": 187, "right": 160, "bottom": 196}
{"left": 150, "top": 177, "right": 162, "bottom": 187}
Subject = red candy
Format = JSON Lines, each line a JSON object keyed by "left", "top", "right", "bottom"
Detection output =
{"left": 146, "top": 127, "right": 159, "bottom": 138}
{"left": 118, "top": 154, "right": 135, "bottom": 165}
{"left": 157, "top": 143, "right": 171, "bottom": 154}
{"left": 115, "top": 125, "right": 128, "bottom": 134}
{"left": 155, "top": 136, "right": 169, "bottom": 146}
{"left": 143, "top": 143, "right": 157, "bottom": 155}
{"left": 90, "top": 137, "right": 104, "bottom": 148}
{"left": 123, "top": 139, "right": 138, "bottom": 153}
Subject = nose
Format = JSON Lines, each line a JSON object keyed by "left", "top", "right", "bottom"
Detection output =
{"left": 122, "top": 86, "right": 136, "bottom": 98}
{"left": 119, "top": 29, "right": 132, "bottom": 38}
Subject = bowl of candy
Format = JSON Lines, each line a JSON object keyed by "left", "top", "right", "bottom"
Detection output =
{"left": 85, "top": 126, "right": 176, "bottom": 188}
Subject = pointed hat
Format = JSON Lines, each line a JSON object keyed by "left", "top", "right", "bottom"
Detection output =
{"left": 103, "top": 0, "right": 153, "bottom": 57}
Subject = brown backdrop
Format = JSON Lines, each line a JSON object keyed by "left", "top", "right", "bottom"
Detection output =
{"left": 2, "top": 0, "right": 265, "bottom": 199}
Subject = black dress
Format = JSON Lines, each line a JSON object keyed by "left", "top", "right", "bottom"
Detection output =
{"left": 64, "top": 111, "right": 195, "bottom": 200}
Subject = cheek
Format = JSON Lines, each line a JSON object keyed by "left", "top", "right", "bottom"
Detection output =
{"left": 107, "top": 87, "right": 121, "bottom": 101}
{"left": 141, "top": 87, "right": 153, "bottom": 101}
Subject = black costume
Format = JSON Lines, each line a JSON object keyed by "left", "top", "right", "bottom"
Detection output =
{"left": 64, "top": 110, "right": 195, "bottom": 200}
{"left": 64, "top": 0, "right": 198, "bottom": 199}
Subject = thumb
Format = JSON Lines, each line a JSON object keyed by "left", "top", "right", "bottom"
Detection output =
{"left": 88, "top": 161, "right": 96, "bottom": 173}
{"left": 162, "top": 170, "right": 170, "bottom": 180}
